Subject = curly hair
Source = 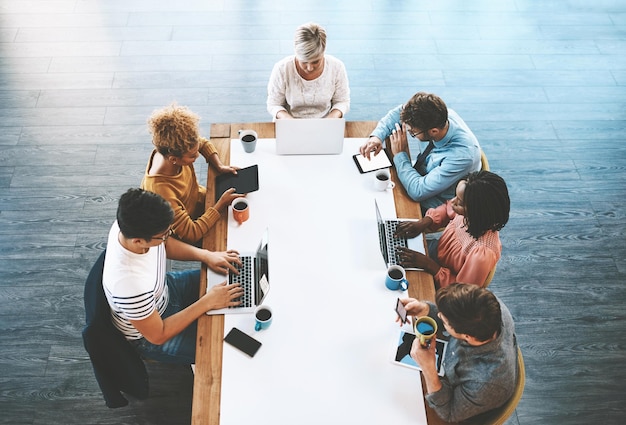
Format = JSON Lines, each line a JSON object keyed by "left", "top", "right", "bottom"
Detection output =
{"left": 148, "top": 103, "right": 200, "bottom": 157}
{"left": 400, "top": 92, "right": 448, "bottom": 131}
{"left": 463, "top": 171, "right": 510, "bottom": 239}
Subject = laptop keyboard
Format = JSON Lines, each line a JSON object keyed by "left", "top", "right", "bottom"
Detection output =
{"left": 385, "top": 220, "right": 407, "bottom": 265}
{"left": 229, "top": 256, "right": 253, "bottom": 308}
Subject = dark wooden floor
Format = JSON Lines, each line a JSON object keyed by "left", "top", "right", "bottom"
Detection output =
{"left": 1, "top": 1, "right": 625, "bottom": 424}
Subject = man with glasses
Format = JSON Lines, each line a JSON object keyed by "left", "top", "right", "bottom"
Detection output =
{"left": 102, "top": 188, "right": 243, "bottom": 364}
{"left": 359, "top": 92, "right": 481, "bottom": 212}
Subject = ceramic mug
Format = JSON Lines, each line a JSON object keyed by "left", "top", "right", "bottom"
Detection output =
{"left": 254, "top": 305, "right": 272, "bottom": 331}
{"left": 239, "top": 129, "right": 258, "bottom": 153}
{"left": 374, "top": 169, "right": 395, "bottom": 191}
{"left": 414, "top": 316, "right": 438, "bottom": 348}
{"left": 385, "top": 264, "right": 408, "bottom": 291}
{"left": 232, "top": 198, "right": 249, "bottom": 224}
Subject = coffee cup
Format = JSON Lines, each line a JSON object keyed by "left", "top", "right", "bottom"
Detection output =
{"left": 254, "top": 305, "right": 272, "bottom": 331}
{"left": 385, "top": 265, "right": 408, "bottom": 291}
{"left": 374, "top": 170, "right": 395, "bottom": 191}
{"left": 232, "top": 198, "right": 249, "bottom": 224}
{"left": 414, "top": 315, "right": 437, "bottom": 348}
{"left": 239, "top": 129, "right": 258, "bottom": 153}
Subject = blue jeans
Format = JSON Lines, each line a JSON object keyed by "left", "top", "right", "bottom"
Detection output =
{"left": 131, "top": 269, "right": 200, "bottom": 364}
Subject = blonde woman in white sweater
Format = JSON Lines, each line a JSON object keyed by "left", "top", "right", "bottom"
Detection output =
{"left": 267, "top": 22, "right": 350, "bottom": 119}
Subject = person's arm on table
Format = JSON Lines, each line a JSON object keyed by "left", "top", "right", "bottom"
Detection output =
{"left": 130, "top": 282, "right": 243, "bottom": 345}
{"left": 165, "top": 236, "right": 241, "bottom": 275}
{"left": 267, "top": 60, "right": 293, "bottom": 119}
{"left": 199, "top": 137, "right": 238, "bottom": 175}
{"left": 411, "top": 335, "right": 442, "bottom": 395}
{"left": 328, "top": 59, "right": 350, "bottom": 118}
{"left": 359, "top": 104, "right": 402, "bottom": 159}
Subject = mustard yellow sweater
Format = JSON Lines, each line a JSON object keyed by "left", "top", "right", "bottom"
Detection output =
{"left": 141, "top": 138, "right": 220, "bottom": 244}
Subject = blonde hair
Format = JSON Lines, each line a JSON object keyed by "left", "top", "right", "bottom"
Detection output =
{"left": 294, "top": 22, "right": 326, "bottom": 62}
{"left": 148, "top": 103, "right": 200, "bottom": 157}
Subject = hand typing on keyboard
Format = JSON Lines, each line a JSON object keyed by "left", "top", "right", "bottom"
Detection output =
{"left": 396, "top": 246, "right": 440, "bottom": 276}
{"left": 203, "top": 249, "right": 242, "bottom": 275}
{"left": 204, "top": 281, "right": 245, "bottom": 311}
{"left": 394, "top": 218, "right": 433, "bottom": 239}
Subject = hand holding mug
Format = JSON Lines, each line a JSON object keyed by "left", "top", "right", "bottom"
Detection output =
{"left": 414, "top": 316, "right": 438, "bottom": 348}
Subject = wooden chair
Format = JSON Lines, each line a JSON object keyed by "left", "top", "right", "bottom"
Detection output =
{"left": 480, "top": 149, "right": 490, "bottom": 171}
{"left": 482, "top": 265, "right": 497, "bottom": 288}
{"left": 463, "top": 347, "right": 525, "bottom": 425}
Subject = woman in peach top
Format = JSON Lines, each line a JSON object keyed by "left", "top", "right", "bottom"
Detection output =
{"left": 394, "top": 171, "right": 510, "bottom": 288}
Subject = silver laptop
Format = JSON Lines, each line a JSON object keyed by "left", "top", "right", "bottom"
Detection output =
{"left": 375, "top": 199, "right": 425, "bottom": 270}
{"left": 275, "top": 118, "right": 345, "bottom": 155}
{"left": 206, "top": 230, "right": 269, "bottom": 315}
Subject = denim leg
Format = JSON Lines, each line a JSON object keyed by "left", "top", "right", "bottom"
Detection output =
{"left": 131, "top": 269, "right": 201, "bottom": 364}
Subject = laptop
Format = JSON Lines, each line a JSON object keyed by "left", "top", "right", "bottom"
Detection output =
{"left": 275, "top": 118, "right": 345, "bottom": 155}
{"left": 375, "top": 199, "right": 425, "bottom": 270}
{"left": 206, "top": 230, "right": 269, "bottom": 315}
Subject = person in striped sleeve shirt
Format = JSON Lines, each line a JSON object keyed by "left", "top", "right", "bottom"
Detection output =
{"left": 103, "top": 188, "right": 243, "bottom": 364}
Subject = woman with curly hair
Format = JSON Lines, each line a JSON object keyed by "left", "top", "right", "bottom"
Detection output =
{"left": 394, "top": 171, "right": 510, "bottom": 288}
{"left": 140, "top": 103, "right": 244, "bottom": 244}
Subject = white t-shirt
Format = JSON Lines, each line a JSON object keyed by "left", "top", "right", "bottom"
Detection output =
{"left": 102, "top": 221, "right": 169, "bottom": 340}
{"left": 266, "top": 54, "right": 350, "bottom": 119}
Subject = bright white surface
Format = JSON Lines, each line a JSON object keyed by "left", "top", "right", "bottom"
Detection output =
{"left": 216, "top": 138, "right": 428, "bottom": 425}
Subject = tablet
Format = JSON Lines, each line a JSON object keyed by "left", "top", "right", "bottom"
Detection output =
{"left": 353, "top": 151, "right": 392, "bottom": 173}
{"left": 391, "top": 329, "right": 448, "bottom": 376}
{"left": 215, "top": 164, "right": 259, "bottom": 202}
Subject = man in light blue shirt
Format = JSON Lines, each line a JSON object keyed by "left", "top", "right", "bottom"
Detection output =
{"left": 360, "top": 93, "right": 481, "bottom": 212}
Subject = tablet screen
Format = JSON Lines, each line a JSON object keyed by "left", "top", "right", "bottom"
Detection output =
{"left": 353, "top": 152, "right": 392, "bottom": 173}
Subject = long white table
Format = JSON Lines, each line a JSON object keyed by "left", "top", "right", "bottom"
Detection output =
{"left": 214, "top": 137, "right": 428, "bottom": 424}
{"left": 193, "top": 122, "right": 446, "bottom": 425}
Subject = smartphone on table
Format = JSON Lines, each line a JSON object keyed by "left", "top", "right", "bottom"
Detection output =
{"left": 224, "top": 327, "right": 262, "bottom": 357}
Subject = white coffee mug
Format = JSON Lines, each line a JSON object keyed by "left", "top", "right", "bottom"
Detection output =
{"left": 374, "top": 169, "right": 395, "bottom": 191}
{"left": 238, "top": 129, "right": 258, "bottom": 153}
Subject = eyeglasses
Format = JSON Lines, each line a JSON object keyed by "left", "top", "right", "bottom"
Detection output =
{"left": 407, "top": 128, "right": 426, "bottom": 138}
{"left": 151, "top": 228, "right": 174, "bottom": 242}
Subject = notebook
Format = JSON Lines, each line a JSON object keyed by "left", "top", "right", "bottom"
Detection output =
{"left": 375, "top": 199, "right": 425, "bottom": 270}
{"left": 275, "top": 118, "right": 345, "bottom": 155}
{"left": 206, "top": 229, "right": 269, "bottom": 315}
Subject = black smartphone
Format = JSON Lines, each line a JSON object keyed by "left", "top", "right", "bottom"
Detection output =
{"left": 395, "top": 298, "right": 408, "bottom": 324}
{"left": 224, "top": 327, "right": 262, "bottom": 357}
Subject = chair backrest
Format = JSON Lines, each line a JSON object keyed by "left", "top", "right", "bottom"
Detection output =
{"left": 482, "top": 265, "right": 497, "bottom": 288}
{"left": 480, "top": 150, "right": 490, "bottom": 171}
{"left": 463, "top": 347, "right": 525, "bottom": 425}
{"left": 83, "top": 250, "right": 149, "bottom": 407}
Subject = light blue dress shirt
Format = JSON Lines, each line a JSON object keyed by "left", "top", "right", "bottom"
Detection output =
{"left": 371, "top": 105, "right": 481, "bottom": 210}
